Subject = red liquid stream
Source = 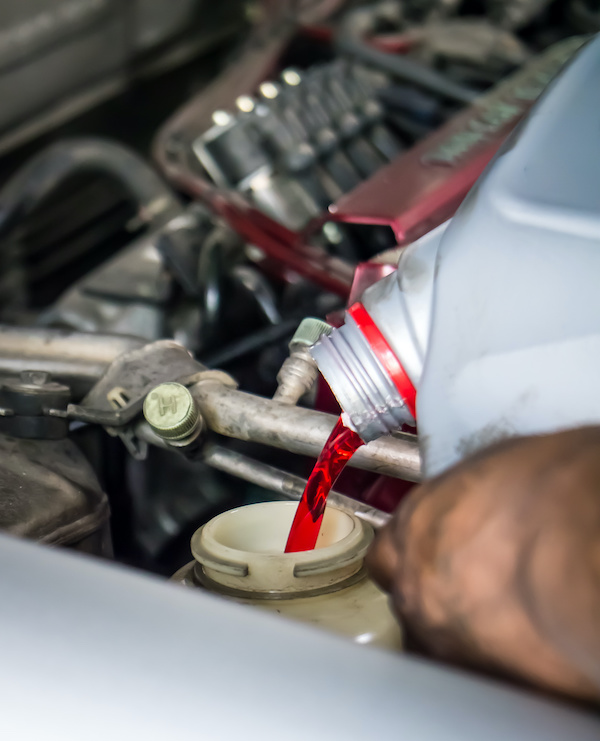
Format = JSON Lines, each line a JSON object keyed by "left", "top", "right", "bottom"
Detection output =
{"left": 285, "top": 416, "right": 364, "bottom": 553}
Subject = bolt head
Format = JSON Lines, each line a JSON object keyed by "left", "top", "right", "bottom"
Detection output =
{"left": 143, "top": 382, "right": 200, "bottom": 441}
{"left": 282, "top": 68, "right": 302, "bottom": 87}
{"left": 20, "top": 371, "right": 50, "bottom": 387}
{"left": 259, "top": 81, "right": 279, "bottom": 99}
{"left": 212, "top": 110, "right": 232, "bottom": 127}
{"left": 236, "top": 95, "right": 255, "bottom": 113}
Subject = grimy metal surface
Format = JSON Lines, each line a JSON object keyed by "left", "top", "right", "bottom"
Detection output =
{"left": 0, "top": 325, "right": 144, "bottom": 399}
{"left": 192, "top": 380, "right": 422, "bottom": 481}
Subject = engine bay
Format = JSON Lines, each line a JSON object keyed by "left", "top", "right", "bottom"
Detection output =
{"left": 0, "top": 3, "right": 599, "bottom": 736}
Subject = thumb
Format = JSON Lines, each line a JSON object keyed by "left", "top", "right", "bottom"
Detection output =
{"left": 366, "top": 519, "right": 399, "bottom": 593}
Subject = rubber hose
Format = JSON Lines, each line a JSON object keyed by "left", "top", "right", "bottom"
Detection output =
{"left": 335, "top": 34, "right": 478, "bottom": 106}
{"left": 0, "top": 138, "right": 181, "bottom": 241}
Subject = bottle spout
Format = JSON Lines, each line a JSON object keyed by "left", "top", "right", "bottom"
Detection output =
{"left": 311, "top": 302, "right": 416, "bottom": 443}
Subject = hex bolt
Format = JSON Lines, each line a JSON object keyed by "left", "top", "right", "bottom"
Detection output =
{"left": 143, "top": 382, "right": 202, "bottom": 446}
{"left": 20, "top": 371, "right": 51, "bottom": 386}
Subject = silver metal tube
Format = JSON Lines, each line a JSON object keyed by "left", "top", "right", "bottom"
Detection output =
{"left": 0, "top": 325, "right": 144, "bottom": 398}
{"left": 192, "top": 381, "right": 421, "bottom": 481}
{"left": 203, "top": 444, "right": 391, "bottom": 528}
{"left": 273, "top": 350, "right": 319, "bottom": 405}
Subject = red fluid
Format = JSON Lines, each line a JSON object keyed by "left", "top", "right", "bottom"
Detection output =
{"left": 285, "top": 416, "right": 364, "bottom": 553}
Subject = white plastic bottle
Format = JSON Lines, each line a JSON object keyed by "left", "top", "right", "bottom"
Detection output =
{"left": 312, "top": 35, "right": 600, "bottom": 477}
{"left": 173, "top": 501, "right": 402, "bottom": 650}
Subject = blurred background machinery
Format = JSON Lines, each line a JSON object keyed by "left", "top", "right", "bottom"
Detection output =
{"left": 0, "top": 0, "right": 593, "bottom": 576}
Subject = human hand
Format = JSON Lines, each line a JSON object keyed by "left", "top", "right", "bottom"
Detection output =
{"left": 367, "top": 427, "right": 600, "bottom": 701}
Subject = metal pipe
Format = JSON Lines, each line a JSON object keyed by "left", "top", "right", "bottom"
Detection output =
{"left": 132, "top": 422, "right": 392, "bottom": 525}
{"left": 0, "top": 325, "right": 145, "bottom": 399}
{"left": 192, "top": 381, "right": 421, "bottom": 481}
{"left": 272, "top": 351, "right": 319, "bottom": 405}
{"left": 202, "top": 444, "right": 391, "bottom": 529}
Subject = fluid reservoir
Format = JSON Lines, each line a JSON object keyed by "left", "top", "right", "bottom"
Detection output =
{"left": 311, "top": 34, "right": 600, "bottom": 477}
{"left": 173, "top": 501, "right": 402, "bottom": 650}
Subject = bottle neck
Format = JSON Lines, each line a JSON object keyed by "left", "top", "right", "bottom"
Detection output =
{"left": 191, "top": 502, "right": 371, "bottom": 599}
{"left": 311, "top": 302, "right": 416, "bottom": 443}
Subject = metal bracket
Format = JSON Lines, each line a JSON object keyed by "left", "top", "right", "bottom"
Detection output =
{"left": 67, "top": 340, "right": 209, "bottom": 427}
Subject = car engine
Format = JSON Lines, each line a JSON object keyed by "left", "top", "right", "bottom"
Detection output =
{"left": 0, "top": 2, "right": 598, "bottom": 738}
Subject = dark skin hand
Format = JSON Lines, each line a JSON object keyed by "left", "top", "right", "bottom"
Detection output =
{"left": 367, "top": 427, "right": 600, "bottom": 702}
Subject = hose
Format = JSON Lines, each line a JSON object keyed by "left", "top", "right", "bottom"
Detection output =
{"left": 0, "top": 138, "right": 181, "bottom": 242}
{"left": 197, "top": 225, "right": 228, "bottom": 347}
{"left": 335, "top": 34, "right": 478, "bottom": 106}
{"left": 200, "top": 319, "right": 300, "bottom": 368}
